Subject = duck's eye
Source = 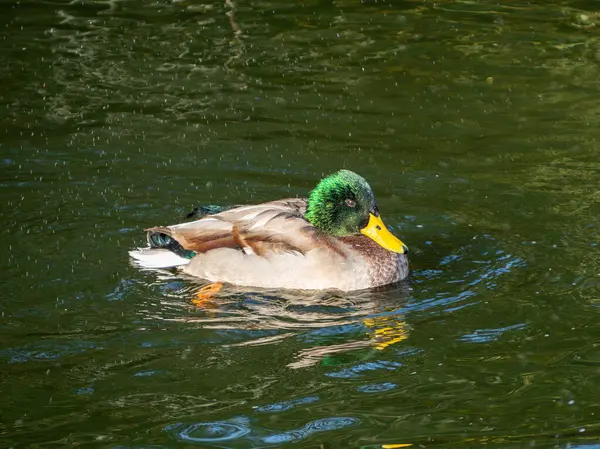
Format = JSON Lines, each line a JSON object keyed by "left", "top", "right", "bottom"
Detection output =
{"left": 345, "top": 199, "right": 356, "bottom": 208}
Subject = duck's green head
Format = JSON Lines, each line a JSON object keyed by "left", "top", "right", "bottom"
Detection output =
{"left": 305, "top": 170, "right": 408, "bottom": 254}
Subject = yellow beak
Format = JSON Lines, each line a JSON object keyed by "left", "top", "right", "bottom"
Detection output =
{"left": 360, "top": 213, "right": 408, "bottom": 254}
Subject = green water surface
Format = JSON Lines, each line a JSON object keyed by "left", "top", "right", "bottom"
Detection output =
{"left": 3, "top": 0, "right": 600, "bottom": 447}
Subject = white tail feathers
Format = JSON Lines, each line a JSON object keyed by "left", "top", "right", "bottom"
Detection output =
{"left": 129, "top": 248, "right": 190, "bottom": 268}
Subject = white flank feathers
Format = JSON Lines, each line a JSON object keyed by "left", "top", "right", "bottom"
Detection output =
{"left": 128, "top": 248, "right": 190, "bottom": 268}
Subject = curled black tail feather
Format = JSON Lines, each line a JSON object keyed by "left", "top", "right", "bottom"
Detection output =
{"left": 147, "top": 232, "right": 195, "bottom": 260}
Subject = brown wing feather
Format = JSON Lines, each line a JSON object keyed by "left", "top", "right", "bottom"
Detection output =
{"left": 145, "top": 224, "right": 239, "bottom": 253}
{"left": 231, "top": 223, "right": 300, "bottom": 256}
{"left": 234, "top": 211, "right": 345, "bottom": 257}
{"left": 144, "top": 198, "right": 313, "bottom": 255}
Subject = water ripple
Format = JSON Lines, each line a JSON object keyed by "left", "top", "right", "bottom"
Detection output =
{"left": 1, "top": 340, "right": 97, "bottom": 364}
{"left": 254, "top": 396, "right": 319, "bottom": 413}
{"left": 327, "top": 360, "right": 402, "bottom": 379}
{"left": 262, "top": 417, "right": 360, "bottom": 444}
{"left": 459, "top": 323, "right": 527, "bottom": 344}
{"left": 167, "top": 420, "right": 250, "bottom": 444}
{"left": 357, "top": 382, "right": 398, "bottom": 393}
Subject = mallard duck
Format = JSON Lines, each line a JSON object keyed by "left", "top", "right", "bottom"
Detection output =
{"left": 129, "top": 170, "right": 409, "bottom": 291}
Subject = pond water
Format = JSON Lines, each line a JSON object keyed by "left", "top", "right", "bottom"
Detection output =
{"left": 3, "top": 0, "right": 600, "bottom": 447}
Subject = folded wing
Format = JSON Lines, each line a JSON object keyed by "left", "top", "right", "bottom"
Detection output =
{"left": 144, "top": 198, "right": 326, "bottom": 256}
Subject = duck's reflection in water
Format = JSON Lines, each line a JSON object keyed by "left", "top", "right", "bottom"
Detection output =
{"left": 140, "top": 270, "right": 412, "bottom": 369}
